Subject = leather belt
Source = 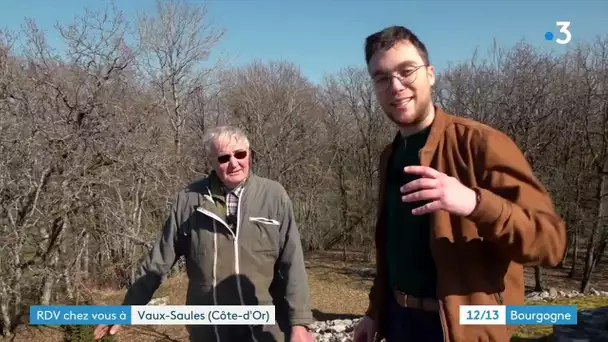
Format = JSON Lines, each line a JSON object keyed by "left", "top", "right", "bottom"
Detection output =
{"left": 393, "top": 290, "right": 439, "bottom": 312}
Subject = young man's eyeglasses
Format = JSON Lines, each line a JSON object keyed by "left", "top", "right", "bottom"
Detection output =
{"left": 372, "top": 64, "right": 427, "bottom": 92}
{"left": 217, "top": 150, "right": 248, "bottom": 164}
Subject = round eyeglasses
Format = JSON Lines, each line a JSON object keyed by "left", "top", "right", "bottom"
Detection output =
{"left": 372, "top": 64, "right": 427, "bottom": 92}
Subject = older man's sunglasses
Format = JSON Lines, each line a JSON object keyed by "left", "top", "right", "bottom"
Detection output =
{"left": 217, "top": 150, "right": 247, "bottom": 164}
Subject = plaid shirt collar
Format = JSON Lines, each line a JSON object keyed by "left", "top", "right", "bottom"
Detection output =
{"left": 221, "top": 181, "right": 245, "bottom": 197}
{"left": 221, "top": 180, "right": 246, "bottom": 220}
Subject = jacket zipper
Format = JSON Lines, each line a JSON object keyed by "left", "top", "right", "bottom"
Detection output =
{"left": 195, "top": 206, "right": 234, "bottom": 342}
{"left": 234, "top": 192, "right": 258, "bottom": 342}
{"left": 196, "top": 207, "right": 234, "bottom": 237}
{"left": 494, "top": 291, "right": 504, "bottom": 305}
{"left": 437, "top": 298, "right": 449, "bottom": 342}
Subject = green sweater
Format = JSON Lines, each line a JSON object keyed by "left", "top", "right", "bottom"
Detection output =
{"left": 385, "top": 126, "right": 437, "bottom": 298}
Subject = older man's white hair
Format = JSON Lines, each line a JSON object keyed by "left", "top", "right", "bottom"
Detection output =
{"left": 202, "top": 125, "right": 250, "bottom": 156}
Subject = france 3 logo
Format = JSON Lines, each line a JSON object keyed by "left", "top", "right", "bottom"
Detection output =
{"left": 545, "top": 21, "right": 572, "bottom": 45}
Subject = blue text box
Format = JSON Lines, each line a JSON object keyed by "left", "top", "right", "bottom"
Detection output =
{"left": 30, "top": 305, "right": 131, "bottom": 325}
{"left": 506, "top": 305, "right": 577, "bottom": 325}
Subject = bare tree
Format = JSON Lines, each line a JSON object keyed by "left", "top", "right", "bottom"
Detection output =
{"left": 578, "top": 36, "right": 608, "bottom": 293}
{"left": 319, "top": 67, "right": 392, "bottom": 259}
{"left": 0, "top": 3, "right": 137, "bottom": 332}
{"left": 136, "top": 0, "right": 225, "bottom": 158}
{"left": 221, "top": 60, "right": 327, "bottom": 245}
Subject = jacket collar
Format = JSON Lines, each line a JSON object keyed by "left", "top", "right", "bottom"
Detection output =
{"left": 208, "top": 171, "right": 226, "bottom": 201}
{"left": 419, "top": 106, "right": 450, "bottom": 166}
{"left": 198, "top": 171, "right": 256, "bottom": 220}
{"left": 198, "top": 171, "right": 227, "bottom": 219}
{"left": 388, "top": 105, "right": 450, "bottom": 167}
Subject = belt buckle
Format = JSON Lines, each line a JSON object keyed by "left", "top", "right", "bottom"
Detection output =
{"left": 396, "top": 291, "right": 436, "bottom": 311}
{"left": 396, "top": 291, "right": 407, "bottom": 307}
{"left": 402, "top": 292, "right": 420, "bottom": 309}
{"left": 398, "top": 291, "right": 433, "bottom": 311}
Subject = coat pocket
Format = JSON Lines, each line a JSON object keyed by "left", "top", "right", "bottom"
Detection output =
{"left": 248, "top": 216, "right": 280, "bottom": 254}
{"left": 249, "top": 217, "right": 280, "bottom": 226}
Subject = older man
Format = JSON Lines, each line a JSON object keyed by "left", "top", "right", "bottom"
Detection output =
{"left": 93, "top": 126, "right": 314, "bottom": 342}
{"left": 353, "top": 26, "right": 567, "bottom": 342}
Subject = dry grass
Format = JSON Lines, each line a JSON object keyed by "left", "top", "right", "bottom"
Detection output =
{"left": 6, "top": 251, "right": 608, "bottom": 342}
{"left": 513, "top": 295, "right": 608, "bottom": 340}
{"left": 306, "top": 257, "right": 374, "bottom": 320}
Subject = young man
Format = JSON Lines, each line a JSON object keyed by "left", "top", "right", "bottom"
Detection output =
{"left": 353, "top": 26, "right": 567, "bottom": 342}
{"left": 94, "top": 126, "right": 314, "bottom": 342}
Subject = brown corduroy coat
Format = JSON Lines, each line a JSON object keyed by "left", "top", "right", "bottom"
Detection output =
{"left": 366, "top": 107, "right": 567, "bottom": 342}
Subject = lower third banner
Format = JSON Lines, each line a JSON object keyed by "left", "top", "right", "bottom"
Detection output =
{"left": 459, "top": 305, "right": 577, "bottom": 325}
{"left": 30, "top": 305, "right": 276, "bottom": 325}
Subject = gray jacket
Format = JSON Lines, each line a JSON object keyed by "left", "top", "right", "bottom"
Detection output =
{"left": 122, "top": 171, "right": 313, "bottom": 341}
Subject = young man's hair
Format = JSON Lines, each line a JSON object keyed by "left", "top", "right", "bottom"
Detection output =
{"left": 364, "top": 25, "right": 430, "bottom": 65}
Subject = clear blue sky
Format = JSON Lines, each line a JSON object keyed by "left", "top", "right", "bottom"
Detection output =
{"left": 2, "top": 0, "right": 607, "bottom": 84}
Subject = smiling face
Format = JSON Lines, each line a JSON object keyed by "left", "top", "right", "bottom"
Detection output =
{"left": 210, "top": 137, "right": 250, "bottom": 188}
{"left": 368, "top": 40, "right": 435, "bottom": 128}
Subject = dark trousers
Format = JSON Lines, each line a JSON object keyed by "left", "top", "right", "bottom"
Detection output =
{"left": 386, "top": 294, "right": 444, "bottom": 341}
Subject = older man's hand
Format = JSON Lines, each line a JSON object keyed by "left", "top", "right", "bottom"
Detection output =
{"left": 353, "top": 316, "right": 376, "bottom": 342}
{"left": 93, "top": 324, "right": 120, "bottom": 340}
{"left": 291, "top": 325, "right": 314, "bottom": 342}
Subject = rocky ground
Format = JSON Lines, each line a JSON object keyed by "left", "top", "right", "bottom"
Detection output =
{"left": 307, "top": 288, "right": 608, "bottom": 342}
{"left": 148, "top": 288, "right": 608, "bottom": 342}
{"left": 309, "top": 318, "right": 359, "bottom": 342}
{"left": 149, "top": 288, "right": 608, "bottom": 341}
{"left": 526, "top": 287, "right": 608, "bottom": 301}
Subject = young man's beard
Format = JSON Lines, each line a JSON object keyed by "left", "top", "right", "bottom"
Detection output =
{"left": 389, "top": 96, "right": 432, "bottom": 127}
{"left": 412, "top": 97, "right": 432, "bottom": 124}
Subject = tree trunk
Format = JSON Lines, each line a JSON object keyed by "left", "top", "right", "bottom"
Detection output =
{"left": 580, "top": 236, "right": 596, "bottom": 294}
{"left": 580, "top": 159, "right": 608, "bottom": 293}
{"left": 558, "top": 235, "right": 570, "bottom": 268}
{"left": 568, "top": 225, "right": 579, "bottom": 278}
{"left": 568, "top": 156, "right": 585, "bottom": 278}
{"left": 594, "top": 239, "right": 607, "bottom": 266}
{"left": 0, "top": 278, "right": 11, "bottom": 337}
{"left": 558, "top": 209, "right": 573, "bottom": 268}
{"left": 39, "top": 216, "right": 67, "bottom": 304}
{"left": 363, "top": 248, "right": 372, "bottom": 263}
{"left": 337, "top": 151, "right": 349, "bottom": 262}
{"left": 12, "top": 234, "right": 22, "bottom": 323}
{"left": 533, "top": 266, "right": 543, "bottom": 291}
{"left": 39, "top": 253, "right": 59, "bottom": 305}
{"left": 83, "top": 232, "right": 89, "bottom": 277}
